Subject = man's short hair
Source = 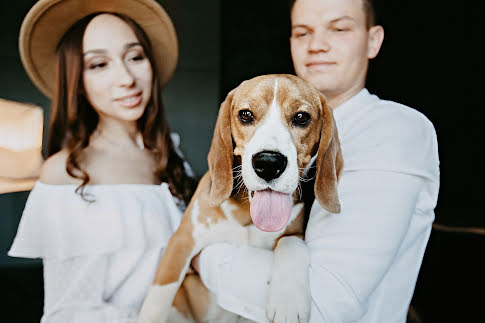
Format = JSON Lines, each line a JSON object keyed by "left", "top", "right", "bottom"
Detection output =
{"left": 289, "top": 0, "right": 377, "bottom": 28}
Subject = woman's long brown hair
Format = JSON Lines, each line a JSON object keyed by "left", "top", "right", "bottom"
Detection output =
{"left": 49, "top": 13, "right": 197, "bottom": 204}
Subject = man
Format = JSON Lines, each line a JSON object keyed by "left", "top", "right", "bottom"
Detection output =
{"left": 195, "top": 0, "right": 440, "bottom": 322}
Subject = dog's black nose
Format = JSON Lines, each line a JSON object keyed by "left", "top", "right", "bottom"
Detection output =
{"left": 252, "top": 151, "right": 288, "bottom": 182}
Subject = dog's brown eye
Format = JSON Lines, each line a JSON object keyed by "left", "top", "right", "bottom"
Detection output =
{"left": 292, "top": 112, "right": 311, "bottom": 127}
{"left": 239, "top": 110, "right": 254, "bottom": 124}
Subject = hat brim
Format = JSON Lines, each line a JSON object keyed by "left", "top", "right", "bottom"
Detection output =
{"left": 19, "top": 0, "right": 178, "bottom": 98}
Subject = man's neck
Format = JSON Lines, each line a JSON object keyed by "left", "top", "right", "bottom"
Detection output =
{"left": 326, "top": 86, "right": 365, "bottom": 110}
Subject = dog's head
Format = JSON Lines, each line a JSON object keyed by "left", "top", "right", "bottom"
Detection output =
{"left": 208, "top": 74, "right": 343, "bottom": 231}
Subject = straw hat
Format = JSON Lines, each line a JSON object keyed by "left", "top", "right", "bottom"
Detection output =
{"left": 19, "top": 0, "right": 178, "bottom": 98}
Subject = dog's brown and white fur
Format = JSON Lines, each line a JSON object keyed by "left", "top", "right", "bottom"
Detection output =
{"left": 137, "top": 74, "right": 343, "bottom": 323}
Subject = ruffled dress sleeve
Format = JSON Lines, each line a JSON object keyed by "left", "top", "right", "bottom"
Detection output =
{"left": 9, "top": 182, "right": 183, "bottom": 323}
{"left": 8, "top": 182, "right": 124, "bottom": 259}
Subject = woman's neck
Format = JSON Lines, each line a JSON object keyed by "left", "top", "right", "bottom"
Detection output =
{"left": 91, "top": 119, "right": 144, "bottom": 151}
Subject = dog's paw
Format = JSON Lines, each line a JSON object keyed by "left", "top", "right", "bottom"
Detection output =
{"left": 266, "top": 236, "right": 311, "bottom": 323}
{"left": 266, "top": 278, "right": 311, "bottom": 323}
{"left": 137, "top": 283, "right": 180, "bottom": 323}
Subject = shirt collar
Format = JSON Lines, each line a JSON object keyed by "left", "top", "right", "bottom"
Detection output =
{"left": 332, "top": 88, "right": 377, "bottom": 123}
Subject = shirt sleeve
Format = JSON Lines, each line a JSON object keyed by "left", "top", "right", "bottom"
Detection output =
{"left": 41, "top": 256, "right": 137, "bottom": 323}
{"left": 305, "top": 171, "right": 426, "bottom": 322}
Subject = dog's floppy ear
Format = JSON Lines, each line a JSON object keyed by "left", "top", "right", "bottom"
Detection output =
{"left": 208, "top": 91, "right": 235, "bottom": 207}
{"left": 314, "top": 94, "right": 344, "bottom": 214}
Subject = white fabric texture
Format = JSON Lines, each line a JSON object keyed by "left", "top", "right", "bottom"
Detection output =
{"left": 9, "top": 182, "right": 183, "bottom": 323}
{"left": 198, "top": 89, "right": 440, "bottom": 323}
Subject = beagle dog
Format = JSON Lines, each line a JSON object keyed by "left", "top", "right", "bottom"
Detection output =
{"left": 137, "top": 74, "right": 343, "bottom": 323}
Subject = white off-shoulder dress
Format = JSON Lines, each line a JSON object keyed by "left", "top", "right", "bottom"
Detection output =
{"left": 9, "top": 181, "right": 184, "bottom": 323}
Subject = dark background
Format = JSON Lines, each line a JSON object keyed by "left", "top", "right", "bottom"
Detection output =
{"left": 2, "top": 0, "right": 484, "bottom": 322}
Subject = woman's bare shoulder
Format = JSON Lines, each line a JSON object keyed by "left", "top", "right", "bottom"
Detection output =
{"left": 39, "top": 149, "right": 81, "bottom": 185}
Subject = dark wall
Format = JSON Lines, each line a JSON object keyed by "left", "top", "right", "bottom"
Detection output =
{"left": 220, "top": 2, "right": 294, "bottom": 96}
{"left": 366, "top": 1, "right": 482, "bottom": 228}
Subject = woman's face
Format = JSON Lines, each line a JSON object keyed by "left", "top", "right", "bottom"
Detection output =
{"left": 82, "top": 14, "right": 153, "bottom": 124}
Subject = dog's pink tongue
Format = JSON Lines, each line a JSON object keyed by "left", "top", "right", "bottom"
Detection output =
{"left": 250, "top": 190, "right": 292, "bottom": 232}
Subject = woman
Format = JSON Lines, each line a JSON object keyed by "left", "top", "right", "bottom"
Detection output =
{"left": 8, "top": 0, "right": 197, "bottom": 322}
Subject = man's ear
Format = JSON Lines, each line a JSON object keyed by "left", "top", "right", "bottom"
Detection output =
{"left": 367, "top": 25, "right": 384, "bottom": 59}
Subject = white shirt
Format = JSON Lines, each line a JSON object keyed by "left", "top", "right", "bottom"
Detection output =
{"left": 8, "top": 181, "right": 183, "bottom": 323}
{"left": 198, "top": 89, "right": 440, "bottom": 323}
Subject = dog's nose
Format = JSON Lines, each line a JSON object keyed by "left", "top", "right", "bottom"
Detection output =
{"left": 252, "top": 151, "right": 288, "bottom": 182}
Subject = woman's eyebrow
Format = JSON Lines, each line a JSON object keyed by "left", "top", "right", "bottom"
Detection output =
{"left": 124, "top": 42, "right": 142, "bottom": 49}
{"left": 83, "top": 49, "right": 106, "bottom": 56}
{"left": 83, "top": 42, "right": 142, "bottom": 56}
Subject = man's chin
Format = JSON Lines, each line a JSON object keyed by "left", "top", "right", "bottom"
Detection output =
{"left": 307, "top": 77, "right": 335, "bottom": 94}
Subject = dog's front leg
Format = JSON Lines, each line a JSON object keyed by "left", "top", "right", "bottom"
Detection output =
{"left": 137, "top": 216, "right": 199, "bottom": 323}
{"left": 266, "top": 236, "right": 311, "bottom": 323}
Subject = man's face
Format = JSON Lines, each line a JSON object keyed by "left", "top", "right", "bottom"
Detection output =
{"left": 290, "top": 0, "right": 381, "bottom": 105}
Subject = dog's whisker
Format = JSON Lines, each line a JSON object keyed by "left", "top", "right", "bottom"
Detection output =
{"left": 233, "top": 175, "right": 243, "bottom": 182}
{"left": 232, "top": 178, "right": 250, "bottom": 204}
{"left": 299, "top": 176, "right": 315, "bottom": 183}
{"left": 234, "top": 179, "right": 246, "bottom": 196}
{"left": 234, "top": 177, "right": 242, "bottom": 187}
{"left": 240, "top": 187, "right": 251, "bottom": 205}
{"left": 234, "top": 178, "right": 243, "bottom": 188}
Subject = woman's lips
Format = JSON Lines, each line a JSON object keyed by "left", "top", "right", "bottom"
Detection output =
{"left": 115, "top": 92, "right": 142, "bottom": 108}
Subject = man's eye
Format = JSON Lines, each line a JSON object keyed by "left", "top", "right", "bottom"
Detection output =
{"left": 292, "top": 112, "right": 311, "bottom": 127}
{"left": 293, "top": 31, "right": 309, "bottom": 38}
{"left": 238, "top": 110, "right": 254, "bottom": 124}
{"left": 333, "top": 27, "right": 350, "bottom": 32}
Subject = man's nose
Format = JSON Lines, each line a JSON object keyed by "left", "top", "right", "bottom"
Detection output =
{"left": 308, "top": 31, "right": 330, "bottom": 52}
